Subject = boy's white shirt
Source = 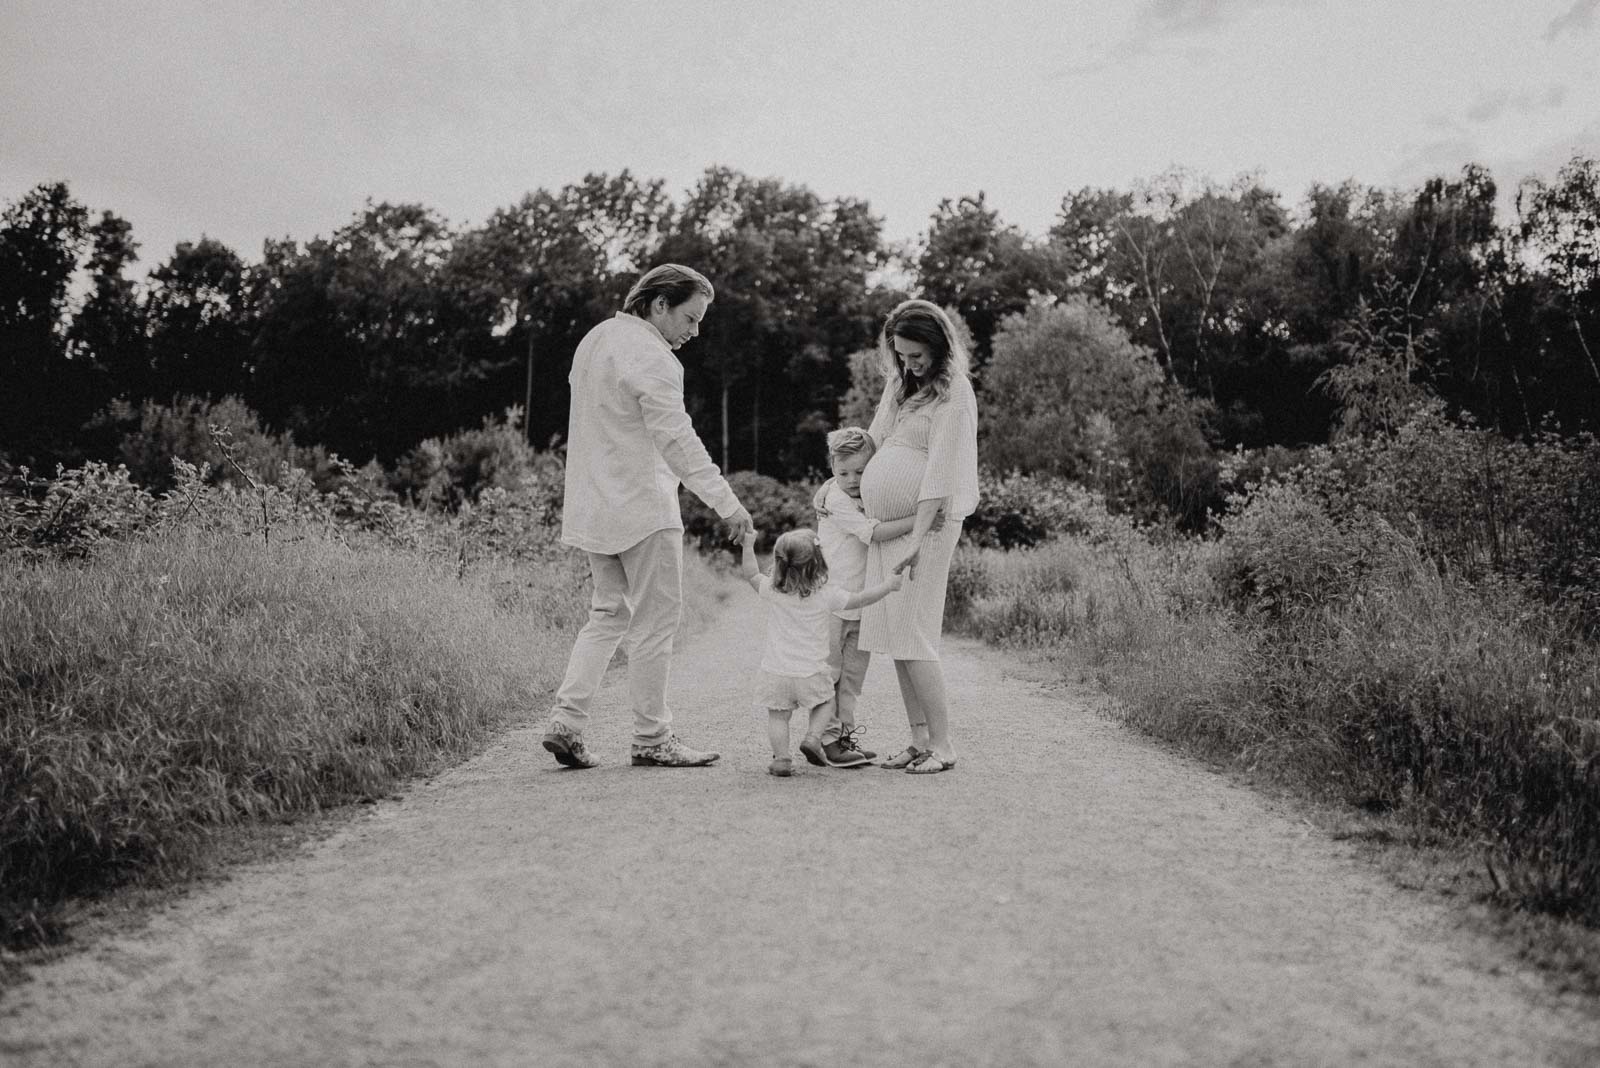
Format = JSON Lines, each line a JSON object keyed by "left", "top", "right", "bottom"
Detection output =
{"left": 561, "top": 312, "right": 739, "bottom": 555}
{"left": 817, "top": 481, "right": 876, "bottom": 621}
{"left": 757, "top": 574, "right": 852, "bottom": 677}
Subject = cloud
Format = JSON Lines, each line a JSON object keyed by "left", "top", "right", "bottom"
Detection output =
{"left": 1389, "top": 136, "right": 1482, "bottom": 189}
{"left": 1052, "top": 37, "right": 1151, "bottom": 78}
{"left": 1544, "top": 0, "right": 1599, "bottom": 41}
{"left": 1053, "top": 2, "right": 1252, "bottom": 76}
{"left": 1134, "top": 0, "right": 1303, "bottom": 37}
{"left": 1464, "top": 84, "right": 1568, "bottom": 124}
{"left": 1494, "top": 117, "right": 1600, "bottom": 187}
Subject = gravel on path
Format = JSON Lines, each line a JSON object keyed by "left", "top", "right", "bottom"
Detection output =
{"left": 4, "top": 575, "right": 1599, "bottom": 1067}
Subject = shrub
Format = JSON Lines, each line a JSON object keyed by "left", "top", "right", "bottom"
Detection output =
{"left": 1211, "top": 470, "right": 1411, "bottom": 619}
{"left": 455, "top": 455, "right": 567, "bottom": 566}
{"left": 964, "top": 471, "right": 1148, "bottom": 551}
{"left": 983, "top": 298, "right": 1220, "bottom": 528}
{"left": 389, "top": 408, "right": 539, "bottom": 512}
{"left": 87, "top": 395, "right": 337, "bottom": 493}
{"left": 1217, "top": 404, "right": 1600, "bottom": 629}
{"left": 1268, "top": 552, "right": 1600, "bottom": 921}
{"left": 958, "top": 505, "right": 1600, "bottom": 923}
{"left": 1, "top": 462, "right": 161, "bottom": 559}
{"left": 1357, "top": 409, "right": 1600, "bottom": 628}
{"left": 679, "top": 470, "right": 820, "bottom": 553}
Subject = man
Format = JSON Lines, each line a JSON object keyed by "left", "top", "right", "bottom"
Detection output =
{"left": 540, "top": 264, "right": 753, "bottom": 769}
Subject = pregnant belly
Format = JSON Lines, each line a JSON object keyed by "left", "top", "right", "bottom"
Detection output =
{"left": 861, "top": 444, "right": 926, "bottom": 521}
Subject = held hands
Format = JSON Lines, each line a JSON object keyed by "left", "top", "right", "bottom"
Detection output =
{"left": 725, "top": 505, "right": 755, "bottom": 544}
{"left": 893, "top": 544, "right": 922, "bottom": 582}
{"left": 739, "top": 527, "right": 758, "bottom": 549}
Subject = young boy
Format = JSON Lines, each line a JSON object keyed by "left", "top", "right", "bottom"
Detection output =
{"left": 808, "top": 427, "right": 928, "bottom": 767}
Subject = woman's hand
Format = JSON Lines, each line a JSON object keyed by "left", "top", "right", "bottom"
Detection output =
{"left": 895, "top": 497, "right": 946, "bottom": 580}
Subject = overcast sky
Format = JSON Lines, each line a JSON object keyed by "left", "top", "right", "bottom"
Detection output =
{"left": 3, "top": 0, "right": 1597, "bottom": 275}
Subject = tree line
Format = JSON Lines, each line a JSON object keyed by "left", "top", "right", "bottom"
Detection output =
{"left": 4, "top": 157, "right": 1599, "bottom": 495}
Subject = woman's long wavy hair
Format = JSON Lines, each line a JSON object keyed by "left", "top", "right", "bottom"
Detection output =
{"left": 771, "top": 529, "right": 829, "bottom": 598}
{"left": 878, "top": 300, "right": 971, "bottom": 407}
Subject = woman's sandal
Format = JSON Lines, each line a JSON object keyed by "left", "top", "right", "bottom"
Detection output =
{"left": 905, "top": 753, "right": 956, "bottom": 774}
{"left": 881, "top": 746, "right": 927, "bottom": 770}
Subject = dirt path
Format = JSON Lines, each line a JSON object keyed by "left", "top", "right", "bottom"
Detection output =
{"left": 5, "top": 575, "right": 1600, "bottom": 1067}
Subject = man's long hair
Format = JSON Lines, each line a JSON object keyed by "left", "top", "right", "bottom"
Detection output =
{"left": 623, "top": 264, "right": 715, "bottom": 316}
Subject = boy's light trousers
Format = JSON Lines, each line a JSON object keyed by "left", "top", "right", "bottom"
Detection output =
{"left": 549, "top": 529, "right": 684, "bottom": 747}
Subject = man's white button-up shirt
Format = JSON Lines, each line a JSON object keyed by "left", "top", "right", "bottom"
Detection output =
{"left": 560, "top": 312, "right": 739, "bottom": 555}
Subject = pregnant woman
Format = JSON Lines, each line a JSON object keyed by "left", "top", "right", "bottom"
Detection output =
{"left": 858, "top": 300, "right": 980, "bottom": 774}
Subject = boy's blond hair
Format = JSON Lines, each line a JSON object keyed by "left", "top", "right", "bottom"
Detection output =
{"left": 826, "top": 426, "right": 875, "bottom": 462}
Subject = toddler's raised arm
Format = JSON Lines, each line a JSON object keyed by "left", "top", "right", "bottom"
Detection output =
{"left": 740, "top": 528, "right": 764, "bottom": 593}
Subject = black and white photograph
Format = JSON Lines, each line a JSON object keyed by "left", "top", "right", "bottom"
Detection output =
{"left": 4, "top": 2, "right": 1600, "bottom": 1064}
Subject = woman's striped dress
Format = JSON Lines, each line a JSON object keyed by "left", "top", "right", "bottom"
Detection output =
{"left": 857, "top": 376, "right": 979, "bottom": 661}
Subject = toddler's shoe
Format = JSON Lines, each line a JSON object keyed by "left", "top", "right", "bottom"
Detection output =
{"left": 630, "top": 734, "right": 720, "bottom": 767}
{"left": 541, "top": 719, "right": 598, "bottom": 769}
{"left": 768, "top": 756, "right": 794, "bottom": 777}
{"left": 799, "top": 735, "right": 829, "bottom": 767}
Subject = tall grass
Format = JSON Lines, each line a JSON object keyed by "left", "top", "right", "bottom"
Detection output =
{"left": 950, "top": 408, "right": 1600, "bottom": 926}
{"left": 0, "top": 438, "right": 729, "bottom": 952}
{"left": 953, "top": 528, "right": 1600, "bottom": 925}
{"left": 0, "top": 525, "right": 596, "bottom": 943}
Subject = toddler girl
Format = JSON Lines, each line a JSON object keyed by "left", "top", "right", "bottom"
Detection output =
{"left": 740, "top": 527, "right": 902, "bottom": 776}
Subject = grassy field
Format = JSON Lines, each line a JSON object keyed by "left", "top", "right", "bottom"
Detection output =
{"left": 1, "top": 524, "right": 561, "bottom": 944}
{"left": 0, "top": 508, "right": 720, "bottom": 950}
{"left": 948, "top": 524, "right": 1600, "bottom": 990}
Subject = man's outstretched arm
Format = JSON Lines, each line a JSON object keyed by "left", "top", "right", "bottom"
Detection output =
{"left": 629, "top": 357, "right": 751, "bottom": 540}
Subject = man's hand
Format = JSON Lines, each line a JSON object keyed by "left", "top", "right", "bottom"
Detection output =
{"left": 724, "top": 504, "right": 754, "bottom": 543}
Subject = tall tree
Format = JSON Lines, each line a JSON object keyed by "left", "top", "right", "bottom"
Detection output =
{"left": 451, "top": 171, "right": 673, "bottom": 448}
{"left": 1241, "top": 180, "right": 1402, "bottom": 444}
{"left": 248, "top": 202, "right": 486, "bottom": 461}
{"left": 69, "top": 210, "right": 144, "bottom": 407}
{"left": 1048, "top": 187, "right": 1134, "bottom": 302}
{"left": 0, "top": 182, "right": 91, "bottom": 465}
{"left": 916, "top": 192, "right": 1055, "bottom": 368}
{"left": 1518, "top": 155, "right": 1600, "bottom": 428}
{"left": 659, "top": 167, "right": 888, "bottom": 476}
{"left": 1051, "top": 171, "right": 1292, "bottom": 444}
{"left": 142, "top": 237, "right": 250, "bottom": 402}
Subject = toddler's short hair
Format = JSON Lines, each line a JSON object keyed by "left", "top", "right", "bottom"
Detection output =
{"left": 826, "top": 426, "right": 875, "bottom": 462}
